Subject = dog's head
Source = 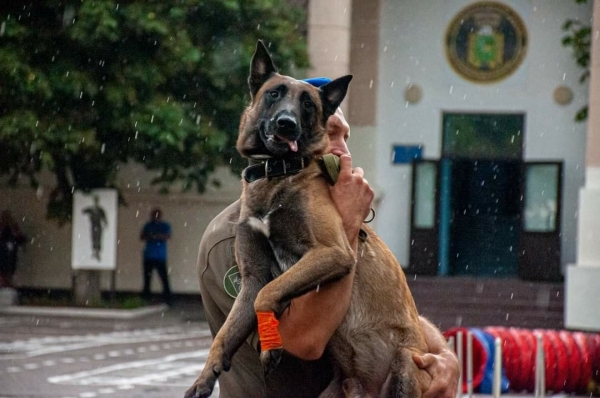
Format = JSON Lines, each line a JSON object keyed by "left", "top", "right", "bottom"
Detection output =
{"left": 237, "top": 40, "right": 352, "bottom": 159}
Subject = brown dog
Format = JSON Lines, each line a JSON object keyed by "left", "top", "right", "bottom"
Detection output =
{"left": 185, "top": 41, "right": 431, "bottom": 398}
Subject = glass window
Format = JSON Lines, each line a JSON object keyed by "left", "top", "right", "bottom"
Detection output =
{"left": 442, "top": 113, "right": 524, "bottom": 159}
{"left": 414, "top": 162, "right": 437, "bottom": 229}
{"left": 524, "top": 164, "right": 559, "bottom": 232}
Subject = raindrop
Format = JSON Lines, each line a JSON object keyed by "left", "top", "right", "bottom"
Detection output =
{"left": 151, "top": 115, "right": 154, "bottom": 123}
{"left": 101, "top": 143, "right": 106, "bottom": 154}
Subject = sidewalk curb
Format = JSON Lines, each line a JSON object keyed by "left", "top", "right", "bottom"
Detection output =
{"left": 0, "top": 304, "right": 170, "bottom": 319}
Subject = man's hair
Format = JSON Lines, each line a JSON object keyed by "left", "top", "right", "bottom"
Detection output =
{"left": 151, "top": 207, "right": 162, "bottom": 219}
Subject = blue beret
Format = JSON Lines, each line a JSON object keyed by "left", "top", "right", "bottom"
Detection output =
{"left": 302, "top": 77, "right": 332, "bottom": 88}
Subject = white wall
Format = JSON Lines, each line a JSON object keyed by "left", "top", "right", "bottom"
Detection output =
{"left": 375, "top": 0, "right": 590, "bottom": 267}
{"left": 0, "top": 165, "right": 241, "bottom": 294}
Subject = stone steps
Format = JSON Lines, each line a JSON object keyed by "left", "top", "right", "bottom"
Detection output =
{"left": 405, "top": 276, "right": 564, "bottom": 332}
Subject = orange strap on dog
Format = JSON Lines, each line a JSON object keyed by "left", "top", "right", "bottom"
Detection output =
{"left": 257, "top": 311, "right": 283, "bottom": 351}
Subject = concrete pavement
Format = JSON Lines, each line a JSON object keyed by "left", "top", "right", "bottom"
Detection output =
{"left": 0, "top": 297, "right": 219, "bottom": 398}
{"left": 0, "top": 297, "right": 594, "bottom": 397}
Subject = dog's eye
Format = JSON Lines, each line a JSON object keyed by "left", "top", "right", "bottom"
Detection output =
{"left": 303, "top": 100, "right": 315, "bottom": 110}
{"left": 269, "top": 91, "right": 280, "bottom": 99}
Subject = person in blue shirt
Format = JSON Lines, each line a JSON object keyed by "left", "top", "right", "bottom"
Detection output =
{"left": 140, "top": 207, "right": 172, "bottom": 305}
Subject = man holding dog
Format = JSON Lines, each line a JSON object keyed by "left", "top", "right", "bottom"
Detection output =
{"left": 197, "top": 78, "right": 459, "bottom": 397}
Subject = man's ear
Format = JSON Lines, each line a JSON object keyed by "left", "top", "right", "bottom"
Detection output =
{"left": 249, "top": 40, "right": 278, "bottom": 99}
{"left": 319, "top": 75, "right": 353, "bottom": 121}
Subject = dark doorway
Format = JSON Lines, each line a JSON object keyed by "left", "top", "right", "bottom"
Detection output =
{"left": 441, "top": 112, "right": 524, "bottom": 277}
{"left": 449, "top": 159, "right": 521, "bottom": 276}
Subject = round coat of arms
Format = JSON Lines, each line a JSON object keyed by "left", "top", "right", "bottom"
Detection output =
{"left": 445, "top": 2, "right": 527, "bottom": 83}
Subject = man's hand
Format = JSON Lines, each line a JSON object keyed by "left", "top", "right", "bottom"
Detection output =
{"left": 330, "top": 154, "right": 373, "bottom": 249}
{"left": 414, "top": 317, "right": 460, "bottom": 398}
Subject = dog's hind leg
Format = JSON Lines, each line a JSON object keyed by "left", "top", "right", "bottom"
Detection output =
{"left": 381, "top": 350, "right": 429, "bottom": 398}
{"left": 184, "top": 223, "right": 276, "bottom": 398}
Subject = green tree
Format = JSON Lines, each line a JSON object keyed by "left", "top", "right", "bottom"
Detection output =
{"left": 562, "top": 0, "right": 591, "bottom": 121}
{"left": 0, "top": 0, "right": 308, "bottom": 223}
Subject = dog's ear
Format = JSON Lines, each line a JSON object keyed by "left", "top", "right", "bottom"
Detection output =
{"left": 249, "top": 40, "right": 278, "bottom": 99}
{"left": 319, "top": 75, "right": 353, "bottom": 121}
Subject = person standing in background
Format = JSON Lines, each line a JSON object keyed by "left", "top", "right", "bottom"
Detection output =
{"left": 0, "top": 210, "right": 27, "bottom": 288}
{"left": 140, "top": 208, "right": 172, "bottom": 305}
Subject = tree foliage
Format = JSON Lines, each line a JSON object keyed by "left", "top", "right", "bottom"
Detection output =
{"left": 0, "top": 0, "right": 308, "bottom": 223}
{"left": 562, "top": 0, "right": 591, "bottom": 121}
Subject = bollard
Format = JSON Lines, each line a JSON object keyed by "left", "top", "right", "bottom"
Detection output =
{"left": 535, "top": 333, "right": 546, "bottom": 397}
{"left": 467, "top": 331, "right": 473, "bottom": 397}
{"left": 492, "top": 337, "right": 502, "bottom": 397}
{"left": 457, "top": 331, "right": 463, "bottom": 398}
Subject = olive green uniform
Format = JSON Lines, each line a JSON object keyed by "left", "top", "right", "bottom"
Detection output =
{"left": 198, "top": 200, "right": 333, "bottom": 397}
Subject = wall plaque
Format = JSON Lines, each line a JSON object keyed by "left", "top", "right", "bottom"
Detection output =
{"left": 445, "top": 2, "right": 527, "bottom": 83}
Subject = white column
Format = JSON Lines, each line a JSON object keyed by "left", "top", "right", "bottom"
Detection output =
{"left": 566, "top": 0, "right": 600, "bottom": 331}
{"left": 307, "top": 0, "right": 352, "bottom": 113}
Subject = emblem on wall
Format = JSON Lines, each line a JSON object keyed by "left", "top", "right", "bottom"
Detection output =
{"left": 445, "top": 1, "right": 527, "bottom": 83}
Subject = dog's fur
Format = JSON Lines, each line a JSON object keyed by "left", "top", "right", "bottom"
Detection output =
{"left": 185, "top": 41, "right": 431, "bottom": 398}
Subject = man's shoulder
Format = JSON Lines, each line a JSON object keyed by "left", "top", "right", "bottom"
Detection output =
{"left": 200, "top": 200, "right": 240, "bottom": 250}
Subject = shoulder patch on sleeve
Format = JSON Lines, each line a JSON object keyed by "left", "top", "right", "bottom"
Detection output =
{"left": 223, "top": 265, "right": 241, "bottom": 299}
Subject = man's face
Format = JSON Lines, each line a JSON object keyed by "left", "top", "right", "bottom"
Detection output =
{"left": 325, "top": 108, "right": 350, "bottom": 157}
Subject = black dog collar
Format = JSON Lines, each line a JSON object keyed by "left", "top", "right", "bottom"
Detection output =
{"left": 243, "top": 157, "right": 312, "bottom": 183}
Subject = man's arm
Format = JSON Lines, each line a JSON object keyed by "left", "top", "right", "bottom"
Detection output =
{"left": 277, "top": 154, "right": 373, "bottom": 359}
{"left": 414, "top": 317, "right": 460, "bottom": 398}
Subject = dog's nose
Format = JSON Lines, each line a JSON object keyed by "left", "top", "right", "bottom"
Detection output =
{"left": 276, "top": 115, "right": 297, "bottom": 132}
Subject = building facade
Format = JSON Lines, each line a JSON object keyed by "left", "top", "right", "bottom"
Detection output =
{"left": 1, "top": 1, "right": 597, "bottom": 326}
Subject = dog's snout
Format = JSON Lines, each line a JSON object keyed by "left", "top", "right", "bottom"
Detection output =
{"left": 276, "top": 114, "right": 297, "bottom": 132}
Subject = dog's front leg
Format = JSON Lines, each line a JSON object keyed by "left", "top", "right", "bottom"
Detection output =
{"left": 254, "top": 245, "right": 356, "bottom": 373}
{"left": 184, "top": 277, "right": 261, "bottom": 398}
{"left": 185, "top": 222, "right": 275, "bottom": 398}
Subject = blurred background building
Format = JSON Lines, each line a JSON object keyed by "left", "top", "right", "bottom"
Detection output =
{"left": 0, "top": 0, "right": 597, "bottom": 330}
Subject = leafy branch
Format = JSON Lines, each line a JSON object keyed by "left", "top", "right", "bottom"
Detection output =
{"left": 562, "top": 0, "right": 591, "bottom": 121}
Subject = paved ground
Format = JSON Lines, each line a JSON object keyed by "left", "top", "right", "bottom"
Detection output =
{"left": 0, "top": 299, "right": 219, "bottom": 398}
{"left": 0, "top": 298, "right": 591, "bottom": 398}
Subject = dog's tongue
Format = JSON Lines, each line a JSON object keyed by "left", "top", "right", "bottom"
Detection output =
{"left": 277, "top": 135, "right": 298, "bottom": 152}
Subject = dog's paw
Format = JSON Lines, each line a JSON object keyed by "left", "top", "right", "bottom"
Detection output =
{"left": 184, "top": 360, "right": 228, "bottom": 398}
{"left": 260, "top": 348, "right": 283, "bottom": 375}
{"left": 183, "top": 383, "right": 213, "bottom": 398}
